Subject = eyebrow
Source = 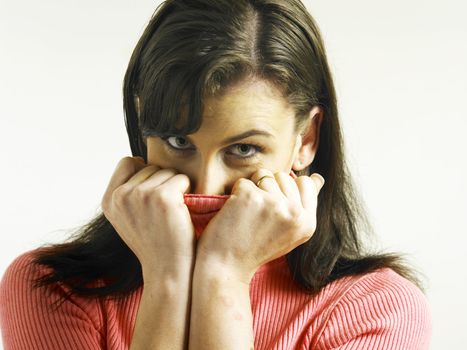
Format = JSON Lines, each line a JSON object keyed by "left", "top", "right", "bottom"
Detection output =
{"left": 219, "top": 129, "right": 274, "bottom": 145}
{"left": 156, "top": 128, "right": 274, "bottom": 146}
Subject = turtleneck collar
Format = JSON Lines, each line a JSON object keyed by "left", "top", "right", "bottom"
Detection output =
{"left": 183, "top": 170, "right": 298, "bottom": 239}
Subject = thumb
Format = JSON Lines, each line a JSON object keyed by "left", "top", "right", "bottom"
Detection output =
{"left": 134, "top": 156, "right": 146, "bottom": 163}
{"left": 310, "top": 173, "right": 325, "bottom": 193}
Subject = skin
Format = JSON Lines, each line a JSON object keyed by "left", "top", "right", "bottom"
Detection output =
{"left": 101, "top": 78, "right": 325, "bottom": 349}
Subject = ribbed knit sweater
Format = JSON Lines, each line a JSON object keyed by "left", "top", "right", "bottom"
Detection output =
{"left": 0, "top": 173, "right": 432, "bottom": 349}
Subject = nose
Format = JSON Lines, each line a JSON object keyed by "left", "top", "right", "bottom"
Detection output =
{"left": 191, "top": 163, "right": 232, "bottom": 196}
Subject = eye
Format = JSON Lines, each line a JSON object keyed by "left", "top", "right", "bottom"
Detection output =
{"left": 160, "top": 135, "right": 264, "bottom": 161}
{"left": 227, "top": 144, "right": 263, "bottom": 160}
{"left": 162, "top": 136, "right": 194, "bottom": 151}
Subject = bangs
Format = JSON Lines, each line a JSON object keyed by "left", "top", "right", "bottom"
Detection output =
{"left": 130, "top": 1, "right": 256, "bottom": 140}
{"left": 137, "top": 60, "right": 256, "bottom": 139}
{"left": 138, "top": 68, "right": 205, "bottom": 139}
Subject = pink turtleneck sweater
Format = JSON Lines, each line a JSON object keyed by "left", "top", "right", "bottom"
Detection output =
{"left": 0, "top": 172, "right": 432, "bottom": 349}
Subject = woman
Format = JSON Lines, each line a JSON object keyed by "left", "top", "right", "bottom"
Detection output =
{"left": 0, "top": 0, "right": 432, "bottom": 349}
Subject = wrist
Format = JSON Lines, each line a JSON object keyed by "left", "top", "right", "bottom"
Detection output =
{"left": 194, "top": 253, "right": 253, "bottom": 286}
{"left": 142, "top": 258, "right": 195, "bottom": 287}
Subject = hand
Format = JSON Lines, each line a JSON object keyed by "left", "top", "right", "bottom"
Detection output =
{"left": 196, "top": 168, "right": 325, "bottom": 283}
{"left": 100, "top": 156, "right": 196, "bottom": 278}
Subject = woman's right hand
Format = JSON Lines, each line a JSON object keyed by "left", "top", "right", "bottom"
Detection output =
{"left": 100, "top": 156, "right": 196, "bottom": 279}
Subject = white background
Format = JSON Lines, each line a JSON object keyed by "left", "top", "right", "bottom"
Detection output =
{"left": 1, "top": 1, "right": 466, "bottom": 348}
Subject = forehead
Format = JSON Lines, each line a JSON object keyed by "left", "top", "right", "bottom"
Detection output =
{"left": 198, "top": 79, "right": 295, "bottom": 132}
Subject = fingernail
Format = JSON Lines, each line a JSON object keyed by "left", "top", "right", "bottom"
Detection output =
{"left": 314, "top": 173, "right": 325, "bottom": 190}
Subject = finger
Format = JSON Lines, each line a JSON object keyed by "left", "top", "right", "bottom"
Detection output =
{"left": 137, "top": 168, "right": 182, "bottom": 191}
{"left": 295, "top": 176, "right": 320, "bottom": 212}
{"left": 310, "top": 173, "right": 325, "bottom": 193}
{"left": 275, "top": 171, "right": 302, "bottom": 205}
{"left": 250, "top": 169, "right": 282, "bottom": 195}
{"left": 156, "top": 173, "right": 192, "bottom": 198}
{"left": 102, "top": 157, "right": 150, "bottom": 203}
{"left": 230, "top": 177, "right": 257, "bottom": 196}
{"left": 124, "top": 165, "right": 161, "bottom": 187}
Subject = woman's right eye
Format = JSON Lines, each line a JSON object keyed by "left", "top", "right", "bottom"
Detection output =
{"left": 162, "top": 136, "right": 193, "bottom": 151}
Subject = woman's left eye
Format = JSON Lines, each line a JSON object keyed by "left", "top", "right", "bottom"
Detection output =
{"left": 228, "top": 144, "right": 262, "bottom": 159}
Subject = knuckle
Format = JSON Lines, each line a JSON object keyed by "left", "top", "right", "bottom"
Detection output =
{"left": 112, "top": 185, "right": 131, "bottom": 206}
{"left": 118, "top": 156, "right": 134, "bottom": 168}
{"left": 118, "top": 156, "right": 131, "bottom": 163}
{"left": 247, "top": 192, "right": 263, "bottom": 206}
{"left": 153, "top": 188, "right": 174, "bottom": 206}
{"left": 233, "top": 178, "right": 252, "bottom": 195}
{"left": 237, "top": 177, "right": 250, "bottom": 189}
{"left": 264, "top": 200, "right": 285, "bottom": 221}
{"left": 263, "top": 195, "right": 279, "bottom": 210}
{"left": 178, "top": 174, "right": 192, "bottom": 189}
{"left": 133, "top": 185, "right": 148, "bottom": 201}
{"left": 172, "top": 172, "right": 189, "bottom": 183}
{"left": 277, "top": 205, "right": 303, "bottom": 230}
{"left": 277, "top": 211, "right": 292, "bottom": 227}
{"left": 152, "top": 167, "right": 171, "bottom": 177}
{"left": 288, "top": 204, "right": 302, "bottom": 221}
{"left": 237, "top": 188, "right": 263, "bottom": 209}
{"left": 114, "top": 158, "right": 137, "bottom": 177}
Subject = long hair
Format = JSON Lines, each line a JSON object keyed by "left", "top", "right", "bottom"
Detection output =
{"left": 32, "top": 0, "right": 426, "bottom": 302}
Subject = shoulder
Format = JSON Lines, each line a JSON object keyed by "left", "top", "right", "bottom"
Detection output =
{"left": 0, "top": 248, "right": 103, "bottom": 308}
{"left": 1, "top": 249, "right": 46, "bottom": 289}
{"left": 333, "top": 267, "right": 430, "bottom": 309}
{"left": 314, "top": 267, "right": 432, "bottom": 350}
{"left": 0, "top": 249, "right": 106, "bottom": 349}
{"left": 0, "top": 248, "right": 67, "bottom": 295}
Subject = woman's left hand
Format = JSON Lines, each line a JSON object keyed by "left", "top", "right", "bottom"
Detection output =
{"left": 196, "top": 168, "right": 325, "bottom": 283}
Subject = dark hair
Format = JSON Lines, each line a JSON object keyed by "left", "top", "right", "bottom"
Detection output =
{"left": 32, "top": 0, "right": 426, "bottom": 302}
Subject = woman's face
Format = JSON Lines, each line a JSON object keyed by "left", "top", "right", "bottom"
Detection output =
{"left": 146, "top": 79, "right": 321, "bottom": 195}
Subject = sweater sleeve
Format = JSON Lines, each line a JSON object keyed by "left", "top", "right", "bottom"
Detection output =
{"left": 0, "top": 250, "right": 105, "bottom": 350}
{"left": 312, "top": 268, "right": 432, "bottom": 350}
